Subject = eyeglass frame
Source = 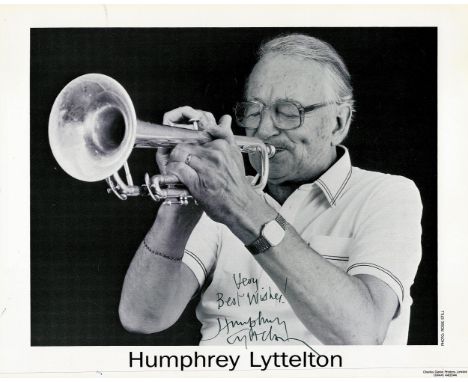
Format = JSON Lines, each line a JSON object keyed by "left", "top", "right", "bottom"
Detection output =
{"left": 233, "top": 99, "right": 337, "bottom": 130}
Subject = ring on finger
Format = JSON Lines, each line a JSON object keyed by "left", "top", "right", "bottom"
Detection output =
{"left": 185, "top": 153, "right": 193, "bottom": 166}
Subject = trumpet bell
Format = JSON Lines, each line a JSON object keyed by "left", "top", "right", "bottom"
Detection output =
{"left": 48, "top": 73, "right": 137, "bottom": 182}
{"left": 49, "top": 73, "right": 275, "bottom": 203}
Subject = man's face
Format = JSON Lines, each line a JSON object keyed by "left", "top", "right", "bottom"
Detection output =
{"left": 245, "top": 53, "right": 338, "bottom": 185}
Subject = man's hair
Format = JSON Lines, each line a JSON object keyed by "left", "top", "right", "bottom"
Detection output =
{"left": 257, "top": 33, "right": 355, "bottom": 117}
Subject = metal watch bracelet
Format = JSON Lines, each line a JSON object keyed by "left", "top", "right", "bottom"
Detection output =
{"left": 246, "top": 213, "right": 287, "bottom": 255}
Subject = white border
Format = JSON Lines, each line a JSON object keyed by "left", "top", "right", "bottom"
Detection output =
{"left": 1, "top": 4, "right": 468, "bottom": 378}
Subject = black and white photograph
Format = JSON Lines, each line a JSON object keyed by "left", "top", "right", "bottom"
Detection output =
{"left": 31, "top": 27, "right": 437, "bottom": 347}
{"left": 2, "top": 4, "right": 468, "bottom": 378}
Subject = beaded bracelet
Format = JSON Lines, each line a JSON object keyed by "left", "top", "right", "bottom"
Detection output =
{"left": 143, "top": 239, "right": 182, "bottom": 262}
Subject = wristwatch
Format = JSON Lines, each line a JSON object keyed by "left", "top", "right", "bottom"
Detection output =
{"left": 246, "top": 213, "right": 288, "bottom": 255}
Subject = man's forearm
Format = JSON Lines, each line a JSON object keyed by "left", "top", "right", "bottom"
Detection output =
{"left": 254, "top": 228, "right": 384, "bottom": 344}
{"left": 119, "top": 206, "right": 200, "bottom": 333}
{"left": 226, "top": 199, "right": 394, "bottom": 345}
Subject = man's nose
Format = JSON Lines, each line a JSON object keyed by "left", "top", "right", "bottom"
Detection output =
{"left": 254, "top": 109, "right": 280, "bottom": 140}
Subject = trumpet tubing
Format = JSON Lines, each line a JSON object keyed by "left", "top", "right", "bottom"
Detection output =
{"left": 48, "top": 73, "right": 275, "bottom": 204}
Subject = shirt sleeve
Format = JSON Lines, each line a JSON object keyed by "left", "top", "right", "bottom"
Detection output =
{"left": 182, "top": 212, "right": 220, "bottom": 288}
{"left": 346, "top": 175, "right": 423, "bottom": 313}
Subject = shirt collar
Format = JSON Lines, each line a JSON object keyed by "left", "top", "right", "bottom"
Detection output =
{"left": 259, "top": 145, "right": 353, "bottom": 209}
{"left": 303, "top": 145, "right": 353, "bottom": 208}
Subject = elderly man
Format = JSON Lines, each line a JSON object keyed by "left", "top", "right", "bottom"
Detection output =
{"left": 118, "top": 34, "right": 422, "bottom": 345}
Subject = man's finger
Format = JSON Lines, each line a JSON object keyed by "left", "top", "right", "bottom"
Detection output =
{"left": 169, "top": 144, "right": 205, "bottom": 171}
{"left": 206, "top": 114, "right": 235, "bottom": 144}
{"left": 155, "top": 147, "right": 171, "bottom": 174}
{"left": 165, "top": 161, "right": 199, "bottom": 190}
{"left": 169, "top": 144, "right": 194, "bottom": 162}
{"left": 196, "top": 111, "right": 218, "bottom": 132}
{"left": 163, "top": 106, "right": 202, "bottom": 126}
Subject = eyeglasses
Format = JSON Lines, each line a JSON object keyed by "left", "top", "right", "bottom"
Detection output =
{"left": 233, "top": 99, "right": 336, "bottom": 130}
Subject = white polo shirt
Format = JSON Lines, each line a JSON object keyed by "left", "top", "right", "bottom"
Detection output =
{"left": 182, "top": 146, "right": 423, "bottom": 346}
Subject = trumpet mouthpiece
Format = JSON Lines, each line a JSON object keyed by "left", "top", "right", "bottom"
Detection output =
{"left": 266, "top": 144, "right": 276, "bottom": 158}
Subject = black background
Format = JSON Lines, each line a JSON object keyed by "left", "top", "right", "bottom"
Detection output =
{"left": 31, "top": 28, "right": 437, "bottom": 346}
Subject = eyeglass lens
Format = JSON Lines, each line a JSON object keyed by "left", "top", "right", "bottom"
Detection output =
{"left": 236, "top": 101, "right": 301, "bottom": 130}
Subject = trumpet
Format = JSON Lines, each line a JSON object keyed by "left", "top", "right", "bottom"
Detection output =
{"left": 48, "top": 73, "right": 276, "bottom": 205}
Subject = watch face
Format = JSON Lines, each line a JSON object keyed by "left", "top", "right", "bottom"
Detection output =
{"left": 263, "top": 220, "right": 285, "bottom": 246}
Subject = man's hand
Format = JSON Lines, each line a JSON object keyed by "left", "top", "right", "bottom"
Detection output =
{"left": 160, "top": 106, "right": 263, "bottom": 229}
{"left": 155, "top": 106, "right": 214, "bottom": 224}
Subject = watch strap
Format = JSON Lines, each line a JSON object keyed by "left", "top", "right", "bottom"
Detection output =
{"left": 246, "top": 213, "right": 287, "bottom": 255}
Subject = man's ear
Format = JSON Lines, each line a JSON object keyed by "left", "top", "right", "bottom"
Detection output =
{"left": 331, "top": 104, "right": 352, "bottom": 146}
